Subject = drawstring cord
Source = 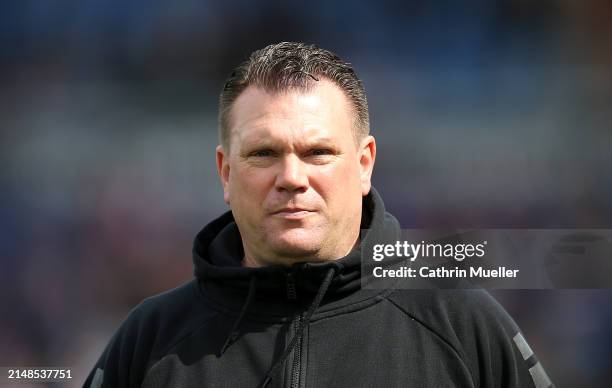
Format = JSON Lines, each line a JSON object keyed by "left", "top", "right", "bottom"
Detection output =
{"left": 219, "top": 276, "right": 258, "bottom": 356}
{"left": 259, "top": 267, "right": 336, "bottom": 388}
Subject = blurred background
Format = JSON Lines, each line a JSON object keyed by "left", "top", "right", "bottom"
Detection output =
{"left": 1, "top": 0, "right": 611, "bottom": 386}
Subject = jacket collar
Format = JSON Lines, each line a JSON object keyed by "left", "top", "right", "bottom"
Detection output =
{"left": 192, "top": 187, "right": 400, "bottom": 315}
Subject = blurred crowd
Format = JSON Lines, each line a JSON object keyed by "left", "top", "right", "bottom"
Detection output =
{"left": 1, "top": 1, "right": 611, "bottom": 386}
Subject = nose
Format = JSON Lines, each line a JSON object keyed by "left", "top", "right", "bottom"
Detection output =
{"left": 275, "top": 154, "right": 309, "bottom": 193}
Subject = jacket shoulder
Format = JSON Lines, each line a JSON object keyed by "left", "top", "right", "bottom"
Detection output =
{"left": 84, "top": 280, "right": 218, "bottom": 388}
{"left": 137, "top": 280, "right": 203, "bottom": 318}
{"left": 387, "top": 289, "right": 552, "bottom": 388}
{"left": 387, "top": 289, "right": 516, "bottom": 330}
{"left": 128, "top": 280, "right": 218, "bottom": 356}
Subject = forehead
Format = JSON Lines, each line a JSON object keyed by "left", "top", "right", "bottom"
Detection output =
{"left": 228, "top": 80, "right": 355, "bottom": 147}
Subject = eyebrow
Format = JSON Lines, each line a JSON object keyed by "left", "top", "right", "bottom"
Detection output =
{"left": 239, "top": 136, "right": 345, "bottom": 160}
{"left": 297, "top": 136, "right": 336, "bottom": 146}
{"left": 241, "top": 135, "right": 337, "bottom": 149}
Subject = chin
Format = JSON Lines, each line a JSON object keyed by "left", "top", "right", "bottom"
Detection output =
{"left": 268, "top": 232, "right": 323, "bottom": 259}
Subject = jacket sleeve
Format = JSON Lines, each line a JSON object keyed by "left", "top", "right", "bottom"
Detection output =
{"left": 457, "top": 291, "right": 554, "bottom": 388}
{"left": 83, "top": 304, "right": 153, "bottom": 388}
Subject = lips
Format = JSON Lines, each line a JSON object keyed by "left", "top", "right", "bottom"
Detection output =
{"left": 272, "top": 207, "right": 312, "bottom": 214}
{"left": 271, "top": 207, "right": 316, "bottom": 219}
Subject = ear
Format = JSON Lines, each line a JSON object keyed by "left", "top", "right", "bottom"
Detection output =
{"left": 358, "top": 135, "right": 376, "bottom": 196}
{"left": 216, "top": 145, "right": 231, "bottom": 204}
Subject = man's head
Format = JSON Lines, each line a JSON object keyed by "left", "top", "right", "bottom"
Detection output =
{"left": 216, "top": 42, "right": 376, "bottom": 267}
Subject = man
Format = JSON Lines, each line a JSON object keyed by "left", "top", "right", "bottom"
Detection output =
{"left": 85, "top": 42, "right": 552, "bottom": 387}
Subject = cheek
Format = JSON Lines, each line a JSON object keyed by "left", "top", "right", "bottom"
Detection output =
{"left": 312, "top": 160, "right": 362, "bottom": 197}
{"left": 229, "top": 166, "right": 272, "bottom": 203}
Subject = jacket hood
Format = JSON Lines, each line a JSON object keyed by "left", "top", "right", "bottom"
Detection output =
{"left": 192, "top": 187, "right": 400, "bottom": 301}
{"left": 193, "top": 187, "right": 400, "bottom": 385}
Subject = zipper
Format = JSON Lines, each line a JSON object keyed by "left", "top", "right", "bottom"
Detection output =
{"left": 286, "top": 272, "right": 297, "bottom": 300}
{"left": 291, "top": 315, "right": 303, "bottom": 388}
{"left": 286, "top": 271, "right": 302, "bottom": 387}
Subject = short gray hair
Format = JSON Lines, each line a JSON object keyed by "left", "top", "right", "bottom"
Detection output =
{"left": 218, "top": 42, "right": 370, "bottom": 149}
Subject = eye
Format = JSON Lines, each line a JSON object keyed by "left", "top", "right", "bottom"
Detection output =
{"left": 309, "top": 148, "right": 334, "bottom": 156}
{"left": 249, "top": 149, "right": 274, "bottom": 157}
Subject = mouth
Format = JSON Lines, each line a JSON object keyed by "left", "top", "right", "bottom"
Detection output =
{"left": 271, "top": 208, "right": 315, "bottom": 220}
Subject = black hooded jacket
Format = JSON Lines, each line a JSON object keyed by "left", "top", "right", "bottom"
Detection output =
{"left": 85, "top": 188, "right": 552, "bottom": 388}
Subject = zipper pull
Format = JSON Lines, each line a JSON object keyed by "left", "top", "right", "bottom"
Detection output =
{"left": 286, "top": 272, "right": 297, "bottom": 300}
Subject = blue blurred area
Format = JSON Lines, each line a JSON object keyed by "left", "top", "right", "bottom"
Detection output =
{"left": 1, "top": 1, "right": 611, "bottom": 386}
